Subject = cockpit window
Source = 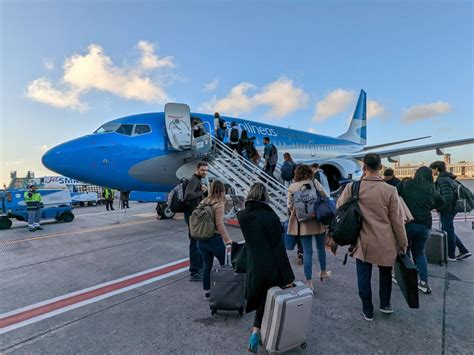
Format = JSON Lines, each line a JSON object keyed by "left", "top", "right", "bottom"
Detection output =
{"left": 94, "top": 123, "right": 120, "bottom": 134}
{"left": 134, "top": 124, "right": 151, "bottom": 135}
{"left": 116, "top": 124, "right": 134, "bottom": 136}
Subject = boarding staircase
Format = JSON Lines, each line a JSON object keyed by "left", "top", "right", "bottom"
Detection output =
{"left": 201, "top": 135, "right": 288, "bottom": 221}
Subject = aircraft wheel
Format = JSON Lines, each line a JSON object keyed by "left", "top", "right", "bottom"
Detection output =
{"left": 0, "top": 217, "right": 12, "bottom": 230}
{"left": 160, "top": 204, "right": 175, "bottom": 220}
{"left": 61, "top": 211, "right": 75, "bottom": 223}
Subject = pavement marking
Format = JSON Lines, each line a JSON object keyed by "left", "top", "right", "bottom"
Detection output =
{"left": 0, "top": 258, "right": 190, "bottom": 334}
{"left": 135, "top": 212, "right": 158, "bottom": 218}
{"left": 433, "top": 216, "right": 474, "bottom": 222}
{"left": 0, "top": 219, "right": 157, "bottom": 245}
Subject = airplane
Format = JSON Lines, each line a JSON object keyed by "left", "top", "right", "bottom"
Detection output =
{"left": 42, "top": 90, "right": 474, "bottom": 193}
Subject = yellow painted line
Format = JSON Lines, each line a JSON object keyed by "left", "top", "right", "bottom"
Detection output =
{"left": 0, "top": 220, "right": 158, "bottom": 245}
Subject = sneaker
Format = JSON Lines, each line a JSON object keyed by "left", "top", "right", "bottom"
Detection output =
{"left": 361, "top": 311, "right": 373, "bottom": 322}
{"left": 418, "top": 281, "right": 432, "bottom": 294}
{"left": 456, "top": 252, "right": 472, "bottom": 260}
{"left": 190, "top": 273, "right": 203, "bottom": 282}
{"left": 379, "top": 305, "right": 394, "bottom": 314}
{"left": 447, "top": 257, "right": 457, "bottom": 262}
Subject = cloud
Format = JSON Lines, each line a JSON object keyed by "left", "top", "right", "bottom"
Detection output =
{"left": 313, "top": 89, "right": 356, "bottom": 122}
{"left": 199, "top": 78, "right": 307, "bottom": 120}
{"left": 203, "top": 79, "right": 219, "bottom": 92}
{"left": 27, "top": 42, "right": 174, "bottom": 110}
{"left": 367, "top": 100, "right": 386, "bottom": 120}
{"left": 43, "top": 58, "right": 55, "bottom": 71}
{"left": 402, "top": 101, "right": 452, "bottom": 122}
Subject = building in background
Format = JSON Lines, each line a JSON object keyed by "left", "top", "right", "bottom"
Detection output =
{"left": 392, "top": 155, "right": 474, "bottom": 179}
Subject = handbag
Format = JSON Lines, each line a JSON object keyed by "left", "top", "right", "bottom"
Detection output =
{"left": 231, "top": 241, "right": 247, "bottom": 273}
{"left": 394, "top": 254, "right": 419, "bottom": 308}
{"left": 314, "top": 183, "right": 336, "bottom": 225}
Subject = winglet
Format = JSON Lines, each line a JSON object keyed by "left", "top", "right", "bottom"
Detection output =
{"left": 337, "top": 89, "right": 367, "bottom": 145}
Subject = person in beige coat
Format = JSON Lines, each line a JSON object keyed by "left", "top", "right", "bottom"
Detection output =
{"left": 287, "top": 164, "right": 332, "bottom": 291}
{"left": 337, "top": 153, "right": 408, "bottom": 321}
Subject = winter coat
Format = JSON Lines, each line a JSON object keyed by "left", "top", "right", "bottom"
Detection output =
{"left": 287, "top": 179, "right": 327, "bottom": 236}
{"left": 237, "top": 201, "right": 295, "bottom": 313}
{"left": 336, "top": 176, "right": 408, "bottom": 267}
{"left": 397, "top": 179, "right": 445, "bottom": 228}
{"left": 435, "top": 171, "right": 458, "bottom": 213}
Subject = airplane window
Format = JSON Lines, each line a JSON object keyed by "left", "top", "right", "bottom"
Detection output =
{"left": 134, "top": 124, "right": 151, "bottom": 135}
{"left": 116, "top": 124, "right": 134, "bottom": 136}
{"left": 94, "top": 123, "right": 120, "bottom": 134}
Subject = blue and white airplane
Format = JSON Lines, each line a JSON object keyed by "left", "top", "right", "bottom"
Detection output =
{"left": 42, "top": 90, "right": 474, "bottom": 192}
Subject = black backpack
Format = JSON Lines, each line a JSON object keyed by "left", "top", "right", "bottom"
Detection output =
{"left": 330, "top": 181, "right": 362, "bottom": 247}
{"left": 230, "top": 127, "right": 239, "bottom": 143}
{"left": 167, "top": 178, "right": 188, "bottom": 213}
{"left": 281, "top": 161, "right": 296, "bottom": 182}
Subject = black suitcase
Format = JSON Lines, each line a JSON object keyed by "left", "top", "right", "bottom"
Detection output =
{"left": 209, "top": 253, "right": 246, "bottom": 316}
{"left": 394, "top": 254, "right": 419, "bottom": 309}
{"left": 426, "top": 229, "right": 448, "bottom": 265}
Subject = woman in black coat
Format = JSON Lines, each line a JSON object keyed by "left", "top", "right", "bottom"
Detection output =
{"left": 237, "top": 183, "right": 295, "bottom": 353}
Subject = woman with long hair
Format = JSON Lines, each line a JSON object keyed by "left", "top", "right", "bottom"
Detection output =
{"left": 197, "top": 180, "right": 233, "bottom": 299}
{"left": 237, "top": 183, "right": 294, "bottom": 353}
{"left": 397, "top": 166, "right": 445, "bottom": 294}
{"left": 238, "top": 129, "right": 250, "bottom": 158}
{"left": 281, "top": 152, "right": 296, "bottom": 187}
{"left": 287, "top": 164, "right": 331, "bottom": 291}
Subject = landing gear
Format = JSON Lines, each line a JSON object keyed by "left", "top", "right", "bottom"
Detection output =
{"left": 156, "top": 203, "right": 175, "bottom": 220}
{"left": 0, "top": 216, "right": 12, "bottom": 230}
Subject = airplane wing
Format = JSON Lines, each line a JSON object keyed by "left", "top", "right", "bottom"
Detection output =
{"left": 363, "top": 136, "right": 430, "bottom": 151}
{"left": 348, "top": 137, "right": 474, "bottom": 160}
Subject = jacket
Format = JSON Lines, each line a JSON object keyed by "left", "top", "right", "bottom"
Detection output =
{"left": 24, "top": 191, "right": 42, "bottom": 210}
{"left": 435, "top": 171, "right": 457, "bottom": 213}
{"left": 237, "top": 201, "right": 295, "bottom": 313}
{"left": 183, "top": 174, "right": 205, "bottom": 211}
{"left": 314, "top": 170, "right": 330, "bottom": 196}
{"left": 287, "top": 179, "right": 327, "bottom": 236}
{"left": 397, "top": 180, "right": 445, "bottom": 228}
{"left": 336, "top": 176, "right": 408, "bottom": 267}
{"left": 385, "top": 177, "right": 401, "bottom": 187}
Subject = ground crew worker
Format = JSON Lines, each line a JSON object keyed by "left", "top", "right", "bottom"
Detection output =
{"left": 24, "top": 184, "right": 43, "bottom": 232}
{"left": 104, "top": 188, "right": 115, "bottom": 211}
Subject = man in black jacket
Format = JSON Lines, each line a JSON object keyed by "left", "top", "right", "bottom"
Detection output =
{"left": 183, "top": 162, "right": 209, "bottom": 281}
{"left": 383, "top": 168, "right": 401, "bottom": 187}
{"left": 430, "top": 161, "right": 471, "bottom": 261}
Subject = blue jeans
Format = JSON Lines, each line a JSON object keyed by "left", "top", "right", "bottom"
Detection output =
{"left": 300, "top": 233, "right": 326, "bottom": 280}
{"left": 405, "top": 223, "right": 429, "bottom": 283}
{"left": 184, "top": 211, "right": 203, "bottom": 275}
{"left": 197, "top": 234, "right": 226, "bottom": 291}
{"left": 356, "top": 259, "right": 392, "bottom": 316}
{"left": 440, "top": 212, "right": 469, "bottom": 258}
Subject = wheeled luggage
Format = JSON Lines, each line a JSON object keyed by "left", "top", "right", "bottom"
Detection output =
{"left": 260, "top": 282, "right": 314, "bottom": 354}
{"left": 209, "top": 253, "right": 246, "bottom": 316}
{"left": 394, "top": 254, "right": 419, "bottom": 308}
{"left": 426, "top": 229, "right": 448, "bottom": 265}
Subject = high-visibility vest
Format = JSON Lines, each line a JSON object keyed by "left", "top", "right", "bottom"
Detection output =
{"left": 24, "top": 191, "right": 42, "bottom": 210}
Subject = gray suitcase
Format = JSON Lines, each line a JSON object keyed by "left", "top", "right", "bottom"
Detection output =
{"left": 426, "top": 229, "right": 448, "bottom": 265}
{"left": 260, "top": 282, "right": 314, "bottom": 354}
{"left": 209, "top": 253, "right": 246, "bottom": 316}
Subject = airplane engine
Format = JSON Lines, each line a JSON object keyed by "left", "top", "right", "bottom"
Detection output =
{"left": 319, "top": 158, "right": 362, "bottom": 191}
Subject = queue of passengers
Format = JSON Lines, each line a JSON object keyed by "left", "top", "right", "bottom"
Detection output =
{"left": 180, "top": 151, "right": 471, "bottom": 352}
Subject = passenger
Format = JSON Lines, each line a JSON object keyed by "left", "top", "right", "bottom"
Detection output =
{"left": 24, "top": 184, "right": 43, "bottom": 232}
{"left": 281, "top": 152, "right": 296, "bottom": 187}
{"left": 229, "top": 121, "right": 241, "bottom": 151}
{"left": 103, "top": 188, "right": 115, "bottom": 211}
{"left": 383, "top": 168, "right": 401, "bottom": 187}
{"left": 337, "top": 153, "right": 408, "bottom": 321}
{"left": 287, "top": 164, "right": 331, "bottom": 291}
{"left": 196, "top": 180, "right": 233, "bottom": 299}
{"left": 310, "top": 163, "right": 330, "bottom": 196}
{"left": 429, "top": 161, "right": 472, "bottom": 261}
{"left": 237, "top": 183, "right": 295, "bottom": 353}
{"left": 397, "top": 166, "right": 445, "bottom": 294}
{"left": 238, "top": 130, "right": 250, "bottom": 158}
{"left": 214, "top": 112, "right": 227, "bottom": 142}
{"left": 192, "top": 122, "right": 205, "bottom": 138}
{"left": 263, "top": 137, "right": 278, "bottom": 178}
{"left": 183, "top": 162, "right": 208, "bottom": 281}
{"left": 249, "top": 150, "right": 261, "bottom": 166}
{"left": 120, "top": 191, "right": 130, "bottom": 209}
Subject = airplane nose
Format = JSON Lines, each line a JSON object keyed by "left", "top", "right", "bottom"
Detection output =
{"left": 42, "top": 138, "right": 89, "bottom": 177}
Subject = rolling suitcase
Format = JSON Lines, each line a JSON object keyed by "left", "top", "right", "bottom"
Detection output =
{"left": 260, "top": 282, "right": 314, "bottom": 354}
{"left": 209, "top": 252, "right": 246, "bottom": 316}
{"left": 394, "top": 254, "right": 419, "bottom": 308}
{"left": 426, "top": 229, "right": 448, "bottom": 265}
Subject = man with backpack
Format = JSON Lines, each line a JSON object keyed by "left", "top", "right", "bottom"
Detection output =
{"left": 183, "top": 162, "right": 209, "bottom": 281}
{"left": 430, "top": 161, "right": 471, "bottom": 261}
{"left": 263, "top": 137, "right": 278, "bottom": 178}
{"left": 336, "top": 153, "right": 408, "bottom": 321}
{"left": 214, "top": 112, "right": 227, "bottom": 142}
{"left": 229, "top": 121, "right": 241, "bottom": 150}
{"left": 310, "top": 163, "right": 330, "bottom": 195}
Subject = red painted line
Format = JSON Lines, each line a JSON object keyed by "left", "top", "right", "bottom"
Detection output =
{"left": 0, "top": 260, "right": 189, "bottom": 329}
{"left": 226, "top": 219, "right": 240, "bottom": 227}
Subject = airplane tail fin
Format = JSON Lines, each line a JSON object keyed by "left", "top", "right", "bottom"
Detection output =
{"left": 337, "top": 89, "right": 367, "bottom": 145}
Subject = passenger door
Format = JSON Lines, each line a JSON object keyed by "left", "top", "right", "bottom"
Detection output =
{"left": 165, "top": 103, "right": 192, "bottom": 150}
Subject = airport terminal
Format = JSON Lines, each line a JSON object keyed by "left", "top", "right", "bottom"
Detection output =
{"left": 1, "top": 2, "right": 473, "bottom": 354}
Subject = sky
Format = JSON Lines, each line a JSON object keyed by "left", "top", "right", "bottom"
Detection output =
{"left": 1, "top": 0, "right": 473, "bottom": 186}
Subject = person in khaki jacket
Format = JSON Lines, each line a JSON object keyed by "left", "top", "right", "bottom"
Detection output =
{"left": 287, "top": 164, "right": 332, "bottom": 291}
{"left": 337, "top": 153, "right": 408, "bottom": 321}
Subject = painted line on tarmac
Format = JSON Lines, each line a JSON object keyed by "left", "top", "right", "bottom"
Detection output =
{"left": 433, "top": 216, "right": 474, "bottom": 222}
{"left": 0, "top": 258, "right": 190, "bottom": 334}
{"left": 0, "top": 219, "right": 157, "bottom": 245}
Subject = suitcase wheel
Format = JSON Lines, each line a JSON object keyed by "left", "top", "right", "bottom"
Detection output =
{"left": 301, "top": 342, "right": 308, "bottom": 350}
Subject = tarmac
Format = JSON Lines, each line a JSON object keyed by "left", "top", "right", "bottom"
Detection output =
{"left": 0, "top": 202, "right": 473, "bottom": 354}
